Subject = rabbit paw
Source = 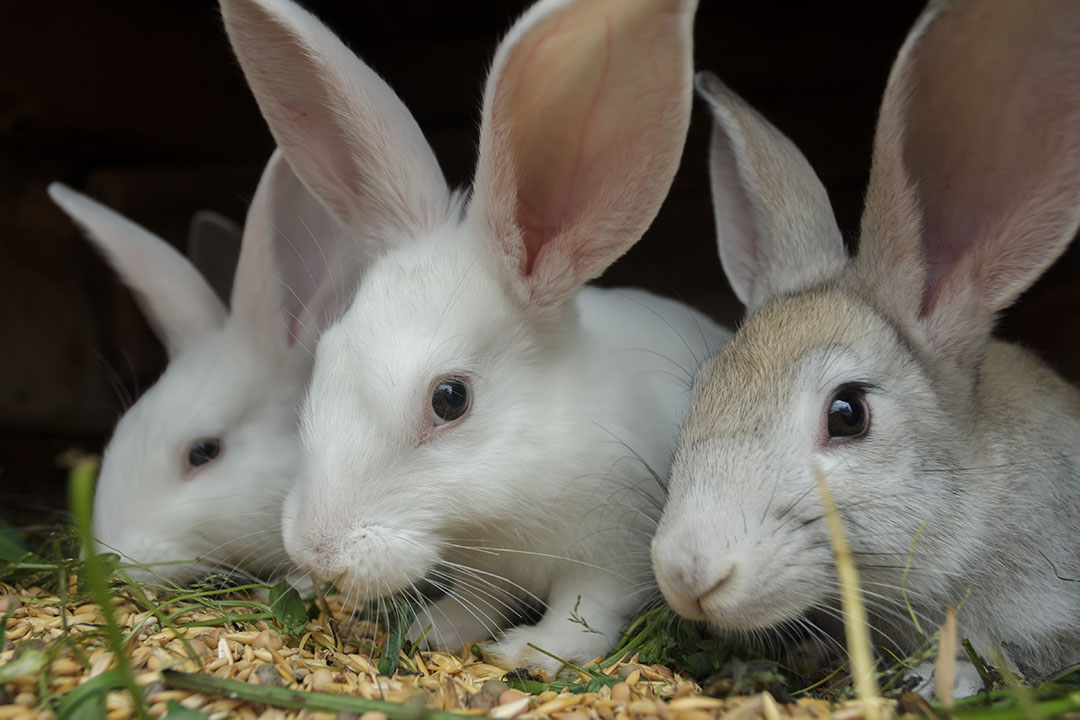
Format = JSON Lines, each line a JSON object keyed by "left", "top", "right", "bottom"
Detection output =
{"left": 479, "top": 627, "right": 564, "bottom": 677}
{"left": 480, "top": 621, "right": 614, "bottom": 677}
{"left": 909, "top": 658, "right": 985, "bottom": 700}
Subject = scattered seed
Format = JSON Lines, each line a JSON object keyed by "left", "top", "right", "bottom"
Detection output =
{"left": 217, "top": 636, "right": 234, "bottom": 665}
{"left": 469, "top": 691, "right": 498, "bottom": 711}
{"left": 536, "top": 693, "right": 582, "bottom": 715}
{"left": 491, "top": 695, "right": 531, "bottom": 719}
{"left": 482, "top": 678, "right": 509, "bottom": 698}
{"left": 611, "top": 682, "right": 632, "bottom": 704}
{"left": 309, "top": 668, "right": 335, "bottom": 691}
{"left": 671, "top": 710, "right": 714, "bottom": 720}
{"left": 499, "top": 689, "right": 529, "bottom": 705}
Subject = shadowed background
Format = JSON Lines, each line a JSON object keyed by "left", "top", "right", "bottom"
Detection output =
{"left": 3, "top": 1, "right": 1078, "bottom": 519}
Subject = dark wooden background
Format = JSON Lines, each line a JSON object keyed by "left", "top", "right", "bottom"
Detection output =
{"left": 3, "top": 1, "right": 1078, "bottom": 520}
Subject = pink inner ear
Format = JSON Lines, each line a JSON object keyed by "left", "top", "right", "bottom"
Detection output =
{"left": 281, "top": 99, "right": 311, "bottom": 124}
{"left": 505, "top": 18, "right": 615, "bottom": 275}
{"left": 475, "top": 0, "right": 693, "bottom": 297}
{"left": 896, "top": 2, "right": 1080, "bottom": 318}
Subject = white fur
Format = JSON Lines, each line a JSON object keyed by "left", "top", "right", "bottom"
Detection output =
{"left": 653, "top": 0, "right": 1080, "bottom": 692}
{"left": 49, "top": 151, "right": 358, "bottom": 584}
{"left": 220, "top": 0, "right": 722, "bottom": 670}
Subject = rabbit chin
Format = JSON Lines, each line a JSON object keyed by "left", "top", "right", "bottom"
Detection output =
{"left": 698, "top": 589, "right": 814, "bottom": 634}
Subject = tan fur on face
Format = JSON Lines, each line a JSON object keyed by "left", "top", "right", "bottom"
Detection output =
{"left": 682, "top": 287, "right": 895, "bottom": 444}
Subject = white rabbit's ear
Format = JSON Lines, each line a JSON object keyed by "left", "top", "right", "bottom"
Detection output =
{"left": 47, "top": 183, "right": 226, "bottom": 357}
{"left": 220, "top": 0, "right": 450, "bottom": 248}
{"left": 698, "top": 73, "right": 846, "bottom": 314}
{"left": 187, "top": 210, "right": 242, "bottom": 303}
{"left": 857, "top": 0, "right": 1080, "bottom": 367}
{"left": 470, "top": 0, "right": 698, "bottom": 307}
{"left": 229, "top": 150, "right": 353, "bottom": 355}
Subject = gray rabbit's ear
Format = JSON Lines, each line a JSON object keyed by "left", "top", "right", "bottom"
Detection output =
{"left": 187, "top": 209, "right": 242, "bottom": 304}
{"left": 48, "top": 183, "right": 226, "bottom": 357}
{"left": 857, "top": 0, "right": 1080, "bottom": 374}
{"left": 698, "top": 73, "right": 846, "bottom": 314}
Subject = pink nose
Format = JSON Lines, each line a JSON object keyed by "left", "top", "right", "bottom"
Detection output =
{"left": 298, "top": 531, "right": 347, "bottom": 581}
{"left": 652, "top": 534, "right": 737, "bottom": 620}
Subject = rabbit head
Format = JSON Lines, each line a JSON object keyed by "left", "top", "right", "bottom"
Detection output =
{"left": 50, "top": 150, "right": 355, "bottom": 584}
{"left": 652, "top": 0, "right": 1080, "bottom": 670}
{"left": 220, "top": 0, "right": 700, "bottom": 660}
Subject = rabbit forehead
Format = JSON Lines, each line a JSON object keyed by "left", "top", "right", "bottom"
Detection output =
{"left": 313, "top": 230, "right": 516, "bottom": 403}
{"left": 299, "top": 232, "right": 524, "bottom": 487}
{"left": 683, "top": 287, "right": 901, "bottom": 444}
{"left": 96, "top": 330, "right": 301, "bottom": 510}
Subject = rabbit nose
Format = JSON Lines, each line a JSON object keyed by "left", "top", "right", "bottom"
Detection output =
{"left": 653, "top": 534, "right": 737, "bottom": 619}
{"left": 299, "top": 532, "right": 347, "bottom": 581}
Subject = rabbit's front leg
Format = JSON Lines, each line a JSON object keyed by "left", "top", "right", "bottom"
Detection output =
{"left": 482, "top": 569, "right": 634, "bottom": 675}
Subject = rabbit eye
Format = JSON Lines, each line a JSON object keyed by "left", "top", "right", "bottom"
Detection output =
{"left": 432, "top": 376, "right": 471, "bottom": 426}
{"left": 827, "top": 388, "right": 869, "bottom": 439}
{"left": 187, "top": 438, "right": 222, "bottom": 468}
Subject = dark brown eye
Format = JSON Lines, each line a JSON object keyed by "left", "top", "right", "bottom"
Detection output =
{"left": 187, "top": 438, "right": 221, "bottom": 468}
{"left": 827, "top": 389, "right": 869, "bottom": 439}
{"left": 432, "top": 377, "right": 470, "bottom": 426}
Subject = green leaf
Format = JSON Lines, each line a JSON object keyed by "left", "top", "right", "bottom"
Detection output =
{"left": 0, "top": 527, "right": 46, "bottom": 584}
{"left": 76, "top": 553, "right": 121, "bottom": 592}
{"left": 0, "top": 646, "right": 47, "bottom": 683}
{"left": 0, "top": 604, "right": 14, "bottom": 650}
{"left": 162, "top": 700, "right": 211, "bottom": 719}
{"left": 0, "top": 527, "right": 31, "bottom": 562}
{"left": 65, "top": 691, "right": 107, "bottom": 720}
{"left": 268, "top": 579, "right": 307, "bottom": 636}
{"left": 378, "top": 602, "right": 419, "bottom": 676}
{"left": 56, "top": 668, "right": 126, "bottom": 720}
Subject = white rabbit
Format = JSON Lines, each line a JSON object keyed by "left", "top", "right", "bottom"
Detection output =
{"left": 651, "top": 0, "right": 1080, "bottom": 692}
{"left": 49, "top": 150, "right": 356, "bottom": 585}
{"left": 220, "top": 0, "right": 728, "bottom": 671}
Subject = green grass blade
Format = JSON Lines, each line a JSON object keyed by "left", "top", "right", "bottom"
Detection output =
{"left": 163, "top": 670, "right": 475, "bottom": 719}
{"left": 378, "top": 603, "right": 419, "bottom": 676}
{"left": 947, "top": 690, "right": 1080, "bottom": 720}
{"left": 162, "top": 700, "right": 211, "bottom": 719}
{"left": 0, "top": 603, "right": 15, "bottom": 651}
{"left": 67, "top": 457, "right": 149, "bottom": 720}
{"left": 56, "top": 668, "right": 126, "bottom": 719}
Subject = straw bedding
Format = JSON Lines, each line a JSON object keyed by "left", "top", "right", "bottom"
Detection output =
{"left": 0, "top": 581, "right": 892, "bottom": 720}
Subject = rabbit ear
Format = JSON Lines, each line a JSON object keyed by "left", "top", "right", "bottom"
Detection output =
{"left": 187, "top": 210, "right": 242, "bottom": 303}
{"left": 698, "top": 73, "right": 846, "bottom": 314}
{"left": 857, "top": 0, "right": 1080, "bottom": 368}
{"left": 229, "top": 150, "right": 354, "bottom": 356}
{"left": 469, "top": 0, "right": 698, "bottom": 307}
{"left": 220, "top": 0, "right": 450, "bottom": 249}
{"left": 47, "top": 183, "right": 226, "bottom": 357}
